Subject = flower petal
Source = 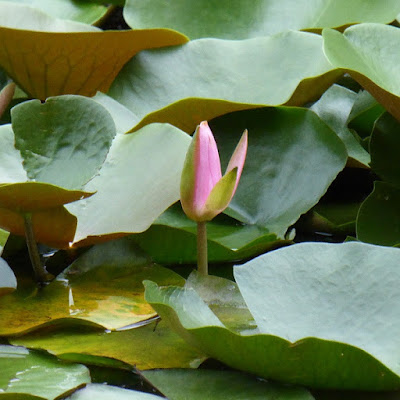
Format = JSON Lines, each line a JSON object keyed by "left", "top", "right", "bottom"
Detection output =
{"left": 193, "top": 121, "right": 222, "bottom": 210}
{"left": 226, "top": 129, "right": 248, "bottom": 192}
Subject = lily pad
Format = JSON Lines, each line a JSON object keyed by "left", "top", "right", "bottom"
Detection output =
{"left": 145, "top": 242, "right": 400, "bottom": 390}
{"left": 130, "top": 204, "right": 282, "bottom": 264}
{"left": 210, "top": 107, "right": 347, "bottom": 237}
{"left": 0, "top": 0, "right": 108, "bottom": 25}
{"left": 0, "top": 238, "right": 184, "bottom": 336}
{"left": 124, "top": 0, "right": 400, "bottom": 39}
{"left": 0, "top": 344, "right": 90, "bottom": 400}
{"left": 356, "top": 181, "right": 400, "bottom": 246}
{"left": 109, "top": 30, "right": 340, "bottom": 133}
{"left": 143, "top": 369, "right": 315, "bottom": 400}
{"left": 0, "top": 3, "right": 187, "bottom": 99}
{"left": 0, "top": 258, "right": 16, "bottom": 296}
{"left": 66, "top": 384, "right": 163, "bottom": 400}
{"left": 11, "top": 319, "right": 206, "bottom": 370}
{"left": 0, "top": 96, "right": 191, "bottom": 247}
{"left": 323, "top": 24, "right": 400, "bottom": 122}
{"left": 310, "top": 84, "right": 370, "bottom": 167}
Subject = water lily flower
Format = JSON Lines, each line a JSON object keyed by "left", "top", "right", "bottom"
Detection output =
{"left": 180, "top": 121, "right": 248, "bottom": 222}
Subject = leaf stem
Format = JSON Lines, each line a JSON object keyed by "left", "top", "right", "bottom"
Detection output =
{"left": 23, "top": 214, "right": 52, "bottom": 283}
{"left": 197, "top": 221, "right": 208, "bottom": 275}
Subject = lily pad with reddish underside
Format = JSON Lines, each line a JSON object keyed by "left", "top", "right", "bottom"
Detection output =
{"left": 145, "top": 242, "right": 400, "bottom": 390}
{"left": 0, "top": 3, "right": 187, "bottom": 100}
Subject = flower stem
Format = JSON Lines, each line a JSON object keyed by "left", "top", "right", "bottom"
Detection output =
{"left": 23, "top": 214, "right": 53, "bottom": 283}
{"left": 197, "top": 221, "right": 208, "bottom": 275}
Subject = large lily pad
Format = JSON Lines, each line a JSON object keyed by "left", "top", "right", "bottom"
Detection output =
{"left": 109, "top": 30, "right": 340, "bottom": 133}
{"left": 0, "top": 0, "right": 108, "bottom": 25}
{"left": 0, "top": 238, "right": 184, "bottom": 336}
{"left": 210, "top": 107, "right": 347, "bottom": 237}
{"left": 124, "top": 0, "right": 400, "bottom": 39}
{"left": 143, "top": 369, "right": 314, "bottom": 400}
{"left": 145, "top": 242, "right": 400, "bottom": 390}
{"left": 11, "top": 319, "right": 206, "bottom": 370}
{"left": 0, "top": 345, "right": 90, "bottom": 400}
{"left": 323, "top": 24, "right": 400, "bottom": 122}
{"left": 0, "top": 3, "right": 187, "bottom": 99}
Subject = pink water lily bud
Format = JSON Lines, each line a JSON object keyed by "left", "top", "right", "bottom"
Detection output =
{"left": 180, "top": 121, "right": 248, "bottom": 222}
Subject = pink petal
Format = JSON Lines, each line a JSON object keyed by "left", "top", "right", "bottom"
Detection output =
{"left": 193, "top": 121, "right": 222, "bottom": 210}
{"left": 225, "top": 129, "right": 248, "bottom": 194}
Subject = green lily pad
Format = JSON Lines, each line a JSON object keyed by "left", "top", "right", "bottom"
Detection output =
{"left": 0, "top": 258, "right": 16, "bottom": 296}
{"left": 145, "top": 242, "right": 400, "bottom": 390}
{"left": 369, "top": 113, "right": 400, "bottom": 186}
{"left": 124, "top": 0, "right": 400, "bottom": 39}
{"left": 0, "top": 96, "right": 191, "bottom": 247}
{"left": 210, "top": 107, "right": 347, "bottom": 237}
{"left": 347, "top": 90, "right": 385, "bottom": 138}
{"left": 323, "top": 24, "right": 400, "bottom": 122}
{"left": 0, "top": 3, "right": 187, "bottom": 99}
{"left": 66, "top": 384, "right": 163, "bottom": 400}
{"left": 356, "top": 181, "right": 400, "bottom": 246}
{"left": 0, "top": 238, "right": 184, "bottom": 336}
{"left": 0, "top": 0, "right": 108, "bottom": 25}
{"left": 12, "top": 96, "right": 116, "bottom": 190}
{"left": 143, "top": 369, "right": 315, "bottom": 400}
{"left": 130, "top": 204, "right": 282, "bottom": 264}
{"left": 11, "top": 319, "right": 206, "bottom": 370}
{"left": 310, "top": 84, "right": 370, "bottom": 167}
{"left": 0, "top": 345, "right": 90, "bottom": 400}
{"left": 109, "top": 30, "right": 340, "bottom": 133}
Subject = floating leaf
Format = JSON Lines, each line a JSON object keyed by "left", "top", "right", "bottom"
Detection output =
{"left": 0, "top": 258, "right": 16, "bottom": 296}
{"left": 310, "top": 84, "right": 370, "bottom": 167}
{"left": 66, "top": 384, "right": 163, "bottom": 400}
{"left": 143, "top": 369, "right": 315, "bottom": 400}
{"left": 11, "top": 320, "right": 206, "bottom": 370}
{"left": 109, "top": 31, "right": 340, "bottom": 133}
{"left": 0, "top": 239, "right": 184, "bottom": 336}
{"left": 146, "top": 242, "right": 400, "bottom": 390}
{"left": 0, "top": 345, "right": 90, "bottom": 400}
{"left": 0, "top": 0, "right": 108, "bottom": 25}
{"left": 124, "top": 0, "right": 400, "bottom": 39}
{"left": 12, "top": 96, "right": 117, "bottom": 190}
{"left": 130, "top": 204, "right": 282, "bottom": 264}
{"left": 0, "top": 3, "right": 187, "bottom": 99}
{"left": 210, "top": 107, "right": 347, "bottom": 237}
{"left": 356, "top": 182, "right": 400, "bottom": 246}
{"left": 323, "top": 24, "right": 400, "bottom": 122}
{"left": 68, "top": 123, "right": 190, "bottom": 245}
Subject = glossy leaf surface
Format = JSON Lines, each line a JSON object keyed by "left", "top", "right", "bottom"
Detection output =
{"left": 0, "top": 345, "right": 90, "bottom": 400}
{"left": 0, "top": 258, "right": 16, "bottom": 296}
{"left": 210, "top": 108, "right": 347, "bottom": 236}
{"left": 0, "top": 239, "right": 184, "bottom": 335}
